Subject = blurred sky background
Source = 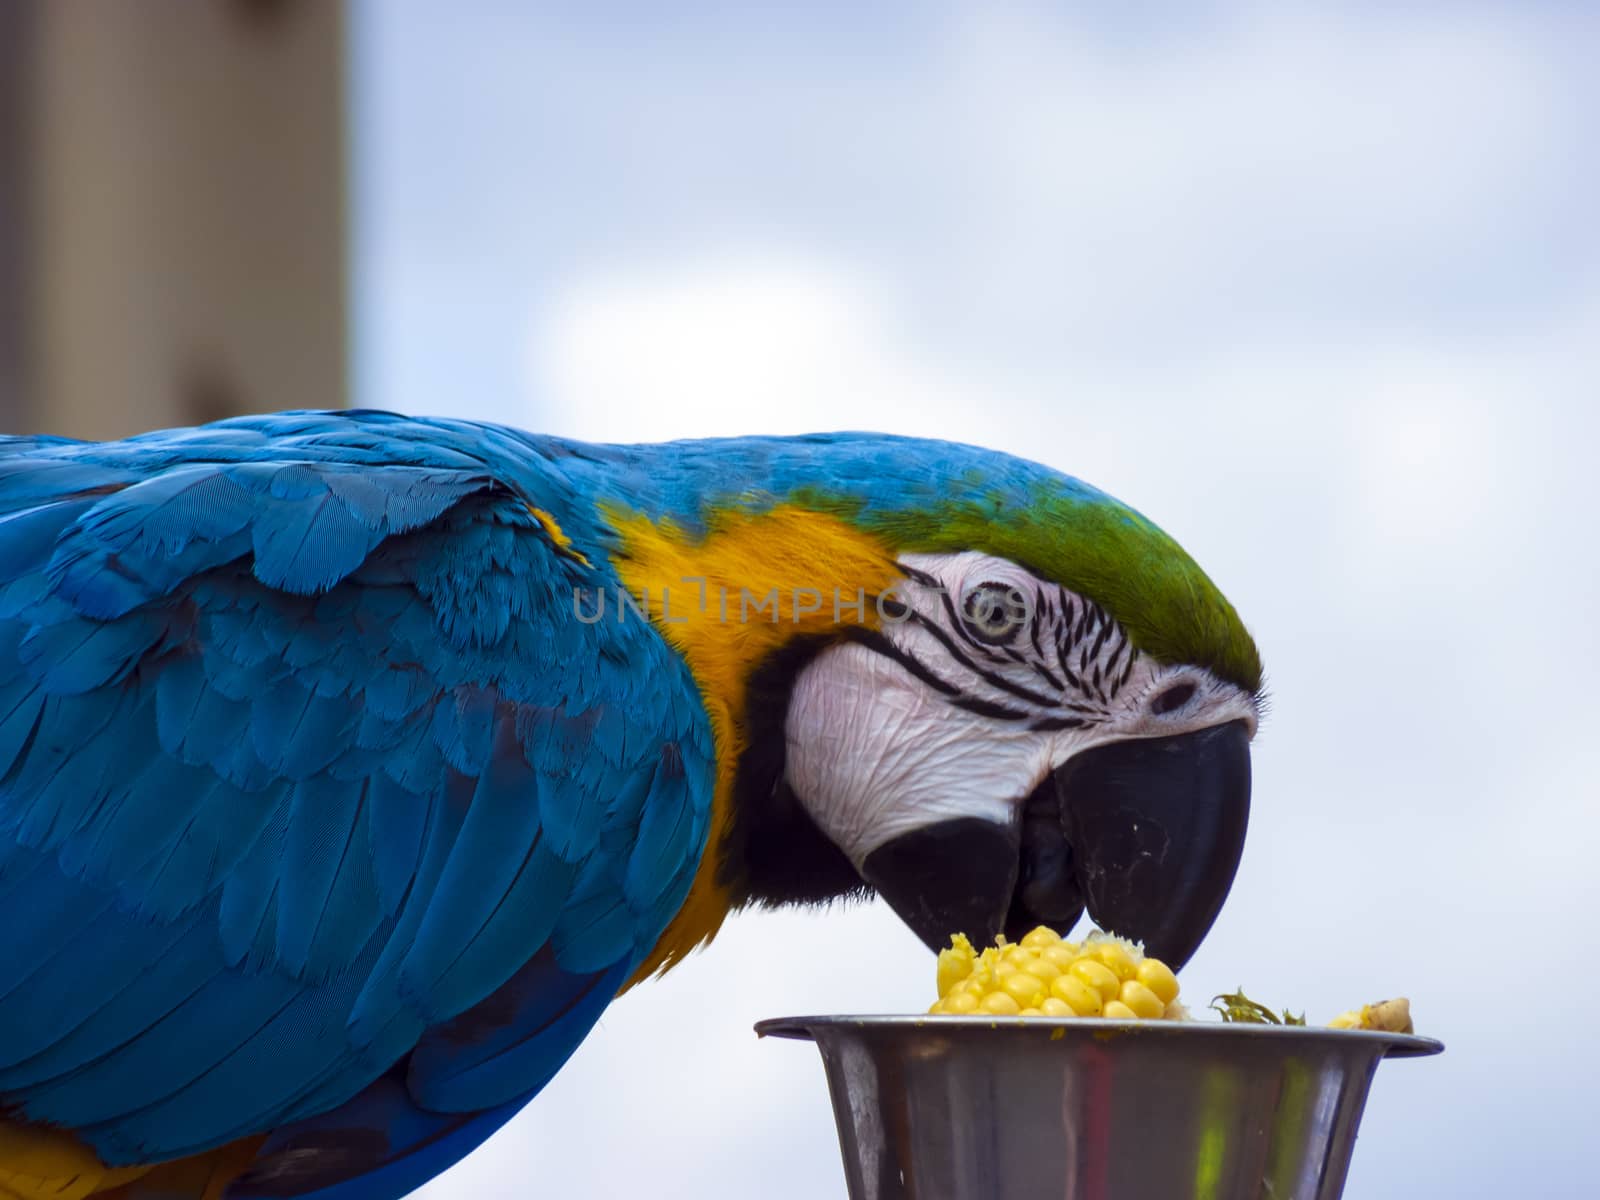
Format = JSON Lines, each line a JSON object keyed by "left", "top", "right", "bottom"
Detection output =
{"left": 353, "top": 3, "right": 1598, "bottom": 1198}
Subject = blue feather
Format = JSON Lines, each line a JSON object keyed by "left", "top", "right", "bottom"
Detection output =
{"left": 219, "top": 800, "right": 289, "bottom": 966}
{"left": 365, "top": 772, "right": 428, "bottom": 916}
{"left": 0, "top": 904, "right": 227, "bottom": 1091}
{"left": 0, "top": 500, "right": 95, "bottom": 583}
{"left": 401, "top": 721, "right": 570, "bottom": 1017}
{"left": 0, "top": 874, "right": 194, "bottom": 1070}
{"left": 277, "top": 776, "right": 367, "bottom": 976}
{"left": 550, "top": 855, "right": 635, "bottom": 973}
{"left": 17, "top": 610, "right": 168, "bottom": 694}
{"left": 0, "top": 685, "right": 43, "bottom": 780}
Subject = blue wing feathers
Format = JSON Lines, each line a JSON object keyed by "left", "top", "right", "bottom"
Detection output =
{"left": 0, "top": 896, "right": 227, "bottom": 1089}
{"left": 345, "top": 777, "right": 472, "bottom": 1050}
{"left": 400, "top": 723, "right": 546, "bottom": 1008}
{"left": 0, "top": 687, "right": 43, "bottom": 780}
{"left": 0, "top": 413, "right": 716, "bottom": 1189}
{"left": 626, "top": 755, "right": 702, "bottom": 926}
{"left": 365, "top": 773, "right": 429, "bottom": 917}
{"left": 420, "top": 839, "right": 578, "bottom": 1025}
{"left": 405, "top": 952, "right": 630, "bottom": 1112}
{"left": 276, "top": 776, "right": 368, "bottom": 976}
{"left": 0, "top": 867, "right": 195, "bottom": 1070}
{"left": 0, "top": 500, "right": 98, "bottom": 583}
{"left": 551, "top": 857, "right": 637, "bottom": 973}
{"left": 233, "top": 1076, "right": 531, "bottom": 1200}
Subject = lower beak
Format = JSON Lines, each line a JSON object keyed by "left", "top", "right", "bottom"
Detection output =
{"left": 860, "top": 721, "right": 1251, "bottom": 971}
{"left": 858, "top": 817, "right": 1022, "bottom": 957}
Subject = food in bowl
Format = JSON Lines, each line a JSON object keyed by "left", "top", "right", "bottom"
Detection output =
{"left": 932, "top": 925, "right": 1414, "bottom": 1032}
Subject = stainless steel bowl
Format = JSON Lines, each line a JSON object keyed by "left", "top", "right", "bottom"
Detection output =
{"left": 756, "top": 1015, "right": 1442, "bottom": 1200}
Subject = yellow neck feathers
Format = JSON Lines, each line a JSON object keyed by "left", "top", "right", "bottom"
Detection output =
{"left": 604, "top": 503, "right": 903, "bottom": 982}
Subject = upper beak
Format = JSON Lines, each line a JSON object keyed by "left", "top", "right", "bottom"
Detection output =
{"left": 860, "top": 721, "right": 1252, "bottom": 972}
{"left": 1050, "top": 720, "right": 1252, "bottom": 969}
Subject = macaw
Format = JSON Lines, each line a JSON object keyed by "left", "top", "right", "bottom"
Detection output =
{"left": 0, "top": 412, "right": 1262, "bottom": 1200}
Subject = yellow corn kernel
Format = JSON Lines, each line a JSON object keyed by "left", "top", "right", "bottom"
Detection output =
{"left": 937, "top": 937, "right": 976, "bottom": 997}
{"left": 1020, "top": 925, "right": 1061, "bottom": 949}
{"left": 1041, "top": 944, "right": 1079, "bottom": 972}
{"left": 958, "top": 976, "right": 989, "bottom": 1000}
{"left": 1000, "top": 971, "right": 1048, "bottom": 1009}
{"left": 1136, "top": 958, "right": 1180, "bottom": 1005}
{"left": 936, "top": 965, "right": 970, "bottom": 999}
{"left": 1069, "top": 958, "right": 1121, "bottom": 1003}
{"left": 1019, "top": 1007, "right": 1044, "bottom": 1017}
{"left": 1040, "top": 997, "right": 1074, "bottom": 1017}
{"left": 1090, "top": 941, "right": 1138, "bottom": 982}
{"left": 1328, "top": 1010, "right": 1363, "bottom": 1030}
{"left": 1002, "top": 945, "right": 1040, "bottom": 972}
{"left": 1050, "top": 973, "right": 1104, "bottom": 1016}
{"left": 1103, "top": 1000, "right": 1138, "bottom": 1020}
{"left": 928, "top": 999, "right": 948, "bottom": 1014}
{"left": 1119, "top": 980, "right": 1165, "bottom": 1019}
{"left": 982, "top": 991, "right": 1022, "bottom": 1016}
{"left": 1025, "top": 955, "right": 1062, "bottom": 983}
{"left": 945, "top": 990, "right": 980, "bottom": 1014}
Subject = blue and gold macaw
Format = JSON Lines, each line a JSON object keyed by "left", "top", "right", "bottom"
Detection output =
{"left": 0, "top": 412, "right": 1262, "bottom": 1200}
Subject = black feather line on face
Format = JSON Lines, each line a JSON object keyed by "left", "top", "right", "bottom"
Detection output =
{"left": 848, "top": 624, "right": 962, "bottom": 697}
{"left": 950, "top": 694, "right": 1031, "bottom": 721}
{"left": 907, "top": 609, "right": 1062, "bottom": 710}
{"left": 1029, "top": 587, "right": 1047, "bottom": 660}
{"left": 1031, "top": 660, "right": 1067, "bottom": 692}
{"left": 1029, "top": 715, "right": 1088, "bottom": 732}
{"left": 865, "top": 568, "right": 1151, "bottom": 724}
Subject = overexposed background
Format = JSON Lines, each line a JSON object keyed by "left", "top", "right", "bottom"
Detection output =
{"left": 354, "top": 4, "right": 1598, "bottom": 1198}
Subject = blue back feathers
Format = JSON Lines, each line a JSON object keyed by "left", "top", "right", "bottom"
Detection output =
{"left": 0, "top": 414, "right": 714, "bottom": 1195}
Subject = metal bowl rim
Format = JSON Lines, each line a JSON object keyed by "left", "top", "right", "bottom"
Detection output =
{"left": 754, "top": 1014, "right": 1443, "bottom": 1058}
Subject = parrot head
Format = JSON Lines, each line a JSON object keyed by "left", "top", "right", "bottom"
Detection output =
{"left": 754, "top": 549, "right": 1258, "bottom": 972}
{"left": 603, "top": 434, "right": 1263, "bottom": 974}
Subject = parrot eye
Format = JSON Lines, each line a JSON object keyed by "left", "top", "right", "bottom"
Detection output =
{"left": 1151, "top": 681, "right": 1197, "bottom": 714}
{"left": 959, "top": 581, "right": 1030, "bottom": 645}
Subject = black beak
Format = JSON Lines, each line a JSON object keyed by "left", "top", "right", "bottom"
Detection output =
{"left": 860, "top": 721, "right": 1251, "bottom": 972}
{"left": 859, "top": 817, "right": 1022, "bottom": 957}
{"left": 1049, "top": 720, "right": 1251, "bottom": 969}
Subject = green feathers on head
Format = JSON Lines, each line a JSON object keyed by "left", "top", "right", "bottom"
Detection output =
{"left": 826, "top": 482, "right": 1263, "bottom": 696}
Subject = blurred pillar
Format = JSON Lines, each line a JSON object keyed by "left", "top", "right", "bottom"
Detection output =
{"left": 5, "top": 0, "right": 347, "bottom": 440}
{"left": 0, "top": 3, "right": 31, "bottom": 433}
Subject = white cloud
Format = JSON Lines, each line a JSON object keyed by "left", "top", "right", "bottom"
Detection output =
{"left": 528, "top": 250, "right": 991, "bottom": 444}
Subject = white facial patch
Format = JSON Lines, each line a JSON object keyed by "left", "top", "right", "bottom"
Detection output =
{"left": 784, "top": 640, "right": 1051, "bottom": 865}
{"left": 782, "top": 552, "right": 1260, "bottom": 867}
